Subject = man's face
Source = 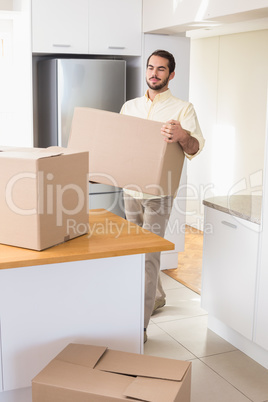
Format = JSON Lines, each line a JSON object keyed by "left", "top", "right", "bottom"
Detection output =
{"left": 146, "top": 55, "right": 173, "bottom": 92}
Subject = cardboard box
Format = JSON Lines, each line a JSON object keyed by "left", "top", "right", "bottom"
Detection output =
{"left": 32, "top": 343, "right": 191, "bottom": 402}
{"left": 68, "top": 107, "right": 185, "bottom": 196}
{"left": 0, "top": 146, "right": 89, "bottom": 250}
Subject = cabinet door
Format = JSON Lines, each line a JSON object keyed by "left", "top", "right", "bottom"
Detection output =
{"left": 0, "top": 256, "right": 144, "bottom": 390}
{"left": 254, "top": 161, "right": 268, "bottom": 350}
{"left": 255, "top": 254, "right": 268, "bottom": 351}
{"left": 201, "top": 207, "right": 259, "bottom": 340}
{"left": 32, "top": 0, "right": 88, "bottom": 54}
{"left": 88, "top": 0, "right": 142, "bottom": 56}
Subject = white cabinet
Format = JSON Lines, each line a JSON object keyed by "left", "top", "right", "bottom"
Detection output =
{"left": 32, "top": 0, "right": 89, "bottom": 54}
{"left": 88, "top": 0, "right": 142, "bottom": 56}
{"left": 32, "top": 0, "right": 142, "bottom": 56}
{"left": 255, "top": 253, "right": 268, "bottom": 351}
{"left": 254, "top": 120, "right": 268, "bottom": 351}
{"left": 205, "top": 0, "right": 268, "bottom": 21}
{"left": 201, "top": 206, "right": 260, "bottom": 340}
{"left": 0, "top": 256, "right": 144, "bottom": 391}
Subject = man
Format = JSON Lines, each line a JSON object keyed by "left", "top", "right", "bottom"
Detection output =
{"left": 121, "top": 50, "right": 205, "bottom": 342}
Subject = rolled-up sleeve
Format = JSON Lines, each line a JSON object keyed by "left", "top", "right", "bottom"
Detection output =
{"left": 179, "top": 103, "right": 205, "bottom": 160}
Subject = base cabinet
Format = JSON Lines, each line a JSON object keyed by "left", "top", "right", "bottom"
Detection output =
{"left": 0, "top": 255, "right": 144, "bottom": 391}
{"left": 255, "top": 271, "right": 268, "bottom": 351}
{"left": 201, "top": 206, "right": 260, "bottom": 340}
{"left": 254, "top": 221, "right": 268, "bottom": 351}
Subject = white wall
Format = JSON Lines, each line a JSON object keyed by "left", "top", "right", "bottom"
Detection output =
{"left": 187, "top": 29, "right": 268, "bottom": 229}
{"left": 0, "top": 0, "right": 33, "bottom": 147}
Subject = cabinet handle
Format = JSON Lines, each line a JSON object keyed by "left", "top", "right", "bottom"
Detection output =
{"left": 53, "top": 44, "right": 71, "bottom": 48}
{"left": 108, "top": 46, "right": 126, "bottom": 49}
{"left": 221, "top": 220, "right": 237, "bottom": 229}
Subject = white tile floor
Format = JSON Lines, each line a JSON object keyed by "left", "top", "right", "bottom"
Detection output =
{"left": 144, "top": 272, "right": 268, "bottom": 402}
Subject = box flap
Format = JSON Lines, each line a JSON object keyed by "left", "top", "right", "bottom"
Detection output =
{"left": 33, "top": 359, "right": 134, "bottom": 399}
{"left": 0, "top": 147, "right": 63, "bottom": 160}
{"left": 95, "top": 349, "right": 191, "bottom": 381}
{"left": 46, "top": 146, "right": 84, "bottom": 155}
{"left": 55, "top": 343, "right": 107, "bottom": 369}
{"left": 0, "top": 146, "right": 37, "bottom": 152}
{"left": 0, "top": 146, "right": 13, "bottom": 152}
{"left": 124, "top": 376, "right": 183, "bottom": 402}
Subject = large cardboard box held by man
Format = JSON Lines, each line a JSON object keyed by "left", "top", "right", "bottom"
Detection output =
{"left": 32, "top": 343, "right": 192, "bottom": 402}
{"left": 0, "top": 147, "right": 89, "bottom": 251}
{"left": 68, "top": 107, "right": 185, "bottom": 196}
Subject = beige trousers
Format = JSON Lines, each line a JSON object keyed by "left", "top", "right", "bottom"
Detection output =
{"left": 123, "top": 193, "right": 173, "bottom": 329}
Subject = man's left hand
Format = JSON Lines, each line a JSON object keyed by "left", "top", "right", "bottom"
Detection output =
{"left": 161, "top": 119, "right": 200, "bottom": 155}
{"left": 161, "top": 119, "right": 185, "bottom": 143}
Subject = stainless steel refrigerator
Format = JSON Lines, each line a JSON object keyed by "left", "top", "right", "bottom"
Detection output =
{"left": 37, "top": 58, "right": 126, "bottom": 217}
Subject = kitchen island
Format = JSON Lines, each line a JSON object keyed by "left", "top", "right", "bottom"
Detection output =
{"left": 202, "top": 195, "right": 268, "bottom": 369}
{"left": 0, "top": 209, "right": 174, "bottom": 401}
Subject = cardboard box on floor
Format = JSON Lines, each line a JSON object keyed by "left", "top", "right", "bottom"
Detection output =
{"left": 32, "top": 343, "right": 191, "bottom": 402}
{"left": 0, "top": 147, "right": 89, "bottom": 251}
{"left": 68, "top": 107, "right": 185, "bottom": 196}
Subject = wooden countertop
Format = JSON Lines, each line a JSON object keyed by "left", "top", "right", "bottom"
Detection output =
{"left": 0, "top": 209, "right": 174, "bottom": 270}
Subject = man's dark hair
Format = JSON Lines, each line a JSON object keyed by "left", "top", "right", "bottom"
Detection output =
{"left": 146, "top": 50, "right": 176, "bottom": 74}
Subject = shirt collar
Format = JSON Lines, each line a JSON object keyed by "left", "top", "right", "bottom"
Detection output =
{"left": 145, "top": 88, "right": 172, "bottom": 103}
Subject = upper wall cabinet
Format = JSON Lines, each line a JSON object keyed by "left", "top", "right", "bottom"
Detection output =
{"left": 88, "top": 0, "right": 142, "bottom": 56}
{"left": 32, "top": 0, "right": 142, "bottom": 56}
{"left": 32, "top": 0, "right": 89, "bottom": 54}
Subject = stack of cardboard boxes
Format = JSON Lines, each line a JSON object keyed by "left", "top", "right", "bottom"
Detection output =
{"left": 0, "top": 108, "right": 184, "bottom": 251}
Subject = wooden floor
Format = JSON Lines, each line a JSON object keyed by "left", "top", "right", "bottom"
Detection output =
{"left": 163, "top": 225, "right": 203, "bottom": 295}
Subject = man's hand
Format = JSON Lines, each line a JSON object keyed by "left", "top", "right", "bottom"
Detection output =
{"left": 161, "top": 119, "right": 199, "bottom": 155}
{"left": 161, "top": 119, "right": 185, "bottom": 143}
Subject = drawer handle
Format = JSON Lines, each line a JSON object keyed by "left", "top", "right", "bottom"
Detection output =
{"left": 53, "top": 44, "right": 71, "bottom": 48}
{"left": 221, "top": 220, "right": 237, "bottom": 229}
{"left": 108, "top": 46, "right": 126, "bottom": 49}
